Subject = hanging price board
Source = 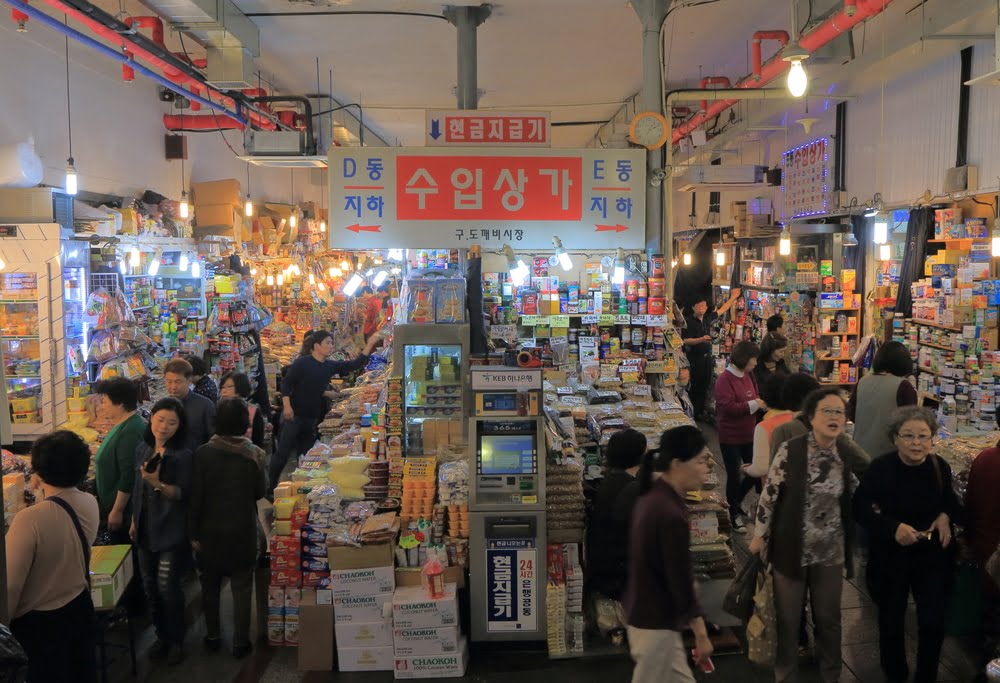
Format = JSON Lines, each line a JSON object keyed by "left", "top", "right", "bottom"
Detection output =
{"left": 491, "top": 324, "right": 517, "bottom": 340}
{"left": 549, "top": 315, "right": 570, "bottom": 328}
{"left": 581, "top": 314, "right": 600, "bottom": 324}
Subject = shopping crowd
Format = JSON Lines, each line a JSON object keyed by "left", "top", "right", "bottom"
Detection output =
{"left": 593, "top": 334, "right": 1000, "bottom": 683}
{"left": 4, "top": 328, "right": 380, "bottom": 682}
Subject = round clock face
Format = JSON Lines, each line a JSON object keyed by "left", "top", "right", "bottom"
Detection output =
{"left": 631, "top": 112, "right": 668, "bottom": 149}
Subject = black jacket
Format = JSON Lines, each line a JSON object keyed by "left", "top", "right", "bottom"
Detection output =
{"left": 586, "top": 469, "right": 639, "bottom": 598}
{"left": 189, "top": 436, "right": 267, "bottom": 573}
{"left": 132, "top": 443, "right": 194, "bottom": 552}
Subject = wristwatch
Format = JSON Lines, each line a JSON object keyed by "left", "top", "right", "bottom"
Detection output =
{"left": 154, "top": 485, "right": 163, "bottom": 494}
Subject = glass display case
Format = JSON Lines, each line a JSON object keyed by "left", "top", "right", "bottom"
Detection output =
{"left": 393, "top": 324, "right": 469, "bottom": 457}
{"left": 0, "top": 273, "right": 44, "bottom": 431}
{"left": 62, "top": 242, "right": 89, "bottom": 381}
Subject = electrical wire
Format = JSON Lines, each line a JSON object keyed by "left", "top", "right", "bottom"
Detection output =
{"left": 64, "top": 17, "right": 73, "bottom": 160}
{"left": 176, "top": 31, "right": 243, "bottom": 157}
{"left": 243, "top": 10, "right": 447, "bottom": 20}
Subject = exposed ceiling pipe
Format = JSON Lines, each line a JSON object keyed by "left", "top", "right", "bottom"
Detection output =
{"left": 163, "top": 114, "right": 244, "bottom": 131}
{"left": 751, "top": 30, "right": 790, "bottom": 79}
{"left": 2, "top": 0, "right": 249, "bottom": 125}
{"left": 698, "top": 77, "right": 731, "bottom": 113}
{"left": 7, "top": 0, "right": 280, "bottom": 131}
{"left": 671, "top": 0, "right": 895, "bottom": 144}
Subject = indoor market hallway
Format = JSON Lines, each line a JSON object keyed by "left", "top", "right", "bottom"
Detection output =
{"left": 101, "top": 421, "right": 983, "bottom": 682}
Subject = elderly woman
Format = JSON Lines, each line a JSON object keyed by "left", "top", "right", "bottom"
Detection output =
{"left": 7, "top": 431, "right": 99, "bottom": 682}
{"left": 853, "top": 407, "right": 960, "bottom": 683}
{"left": 94, "top": 377, "right": 146, "bottom": 540}
{"left": 751, "top": 387, "right": 867, "bottom": 683}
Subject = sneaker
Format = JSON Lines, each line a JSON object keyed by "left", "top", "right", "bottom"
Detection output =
{"left": 203, "top": 636, "right": 222, "bottom": 653}
{"left": 732, "top": 516, "right": 748, "bottom": 534}
{"left": 233, "top": 643, "right": 253, "bottom": 659}
{"left": 167, "top": 647, "right": 185, "bottom": 666}
{"left": 149, "top": 640, "right": 170, "bottom": 661}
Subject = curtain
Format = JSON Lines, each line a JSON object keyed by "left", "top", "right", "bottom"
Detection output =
{"left": 465, "top": 253, "right": 488, "bottom": 355}
{"left": 894, "top": 207, "right": 933, "bottom": 317}
{"left": 844, "top": 215, "right": 867, "bottom": 298}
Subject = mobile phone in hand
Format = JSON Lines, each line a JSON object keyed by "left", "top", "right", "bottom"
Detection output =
{"left": 144, "top": 453, "right": 162, "bottom": 473}
{"left": 692, "top": 649, "right": 715, "bottom": 673}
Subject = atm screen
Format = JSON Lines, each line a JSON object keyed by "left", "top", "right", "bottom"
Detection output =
{"left": 479, "top": 434, "right": 535, "bottom": 475}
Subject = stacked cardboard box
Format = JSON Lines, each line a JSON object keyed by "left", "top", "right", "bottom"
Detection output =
{"left": 730, "top": 200, "right": 773, "bottom": 238}
{"left": 392, "top": 583, "right": 468, "bottom": 679}
{"left": 298, "top": 588, "right": 335, "bottom": 672}
{"left": 191, "top": 179, "right": 244, "bottom": 241}
{"left": 331, "top": 545, "right": 396, "bottom": 672}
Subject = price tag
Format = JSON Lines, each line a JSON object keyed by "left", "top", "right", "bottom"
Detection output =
{"left": 615, "top": 314, "right": 632, "bottom": 325}
{"left": 520, "top": 315, "right": 542, "bottom": 326}
{"left": 556, "top": 386, "right": 574, "bottom": 395}
{"left": 631, "top": 316, "right": 647, "bottom": 326}
{"left": 518, "top": 338, "right": 536, "bottom": 348}
{"left": 598, "top": 314, "right": 615, "bottom": 326}
{"left": 646, "top": 315, "right": 666, "bottom": 327}
{"left": 631, "top": 384, "right": 652, "bottom": 397}
{"left": 646, "top": 360, "right": 669, "bottom": 374}
{"left": 581, "top": 314, "right": 600, "bottom": 324}
{"left": 490, "top": 324, "right": 516, "bottom": 340}
{"left": 549, "top": 315, "right": 570, "bottom": 328}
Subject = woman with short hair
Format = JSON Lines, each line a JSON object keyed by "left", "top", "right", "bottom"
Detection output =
{"left": 848, "top": 341, "right": 918, "bottom": 459}
{"left": 853, "top": 407, "right": 960, "bottom": 683}
{"left": 94, "top": 377, "right": 146, "bottom": 539}
{"left": 219, "top": 371, "right": 266, "bottom": 449}
{"left": 7, "top": 430, "right": 99, "bottom": 682}
{"left": 189, "top": 397, "right": 267, "bottom": 659}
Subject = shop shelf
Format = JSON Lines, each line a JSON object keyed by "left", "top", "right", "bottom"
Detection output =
{"left": 919, "top": 391, "right": 940, "bottom": 403}
{"left": 740, "top": 282, "right": 780, "bottom": 292}
{"left": 6, "top": 373, "right": 41, "bottom": 379}
{"left": 816, "top": 332, "right": 859, "bottom": 336}
{"left": 815, "top": 356, "right": 854, "bottom": 362}
{"left": 918, "top": 340, "right": 955, "bottom": 352}
{"left": 917, "top": 366, "right": 946, "bottom": 377}
{"left": 910, "top": 319, "right": 962, "bottom": 332}
{"left": 0, "top": 335, "right": 39, "bottom": 340}
{"left": 0, "top": 300, "right": 37, "bottom": 305}
{"left": 819, "top": 380, "right": 857, "bottom": 385}
{"left": 927, "top": 238, "right": 991, "bottom": 243}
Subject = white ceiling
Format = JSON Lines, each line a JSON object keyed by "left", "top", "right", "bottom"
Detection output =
{"left": 235, "top": 0, "right": 795, "bottom": 148}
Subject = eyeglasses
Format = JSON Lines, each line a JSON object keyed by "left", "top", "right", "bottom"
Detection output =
{"left": 819, "top": 408, "right": 846, "bottom": 418}
{"left": 896, "top": 433, "right": 933, "bottom": 443}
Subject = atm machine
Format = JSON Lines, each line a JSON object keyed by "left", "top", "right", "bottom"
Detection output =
{"left": 468, "top": 368, "right": 546, "bottom": 642}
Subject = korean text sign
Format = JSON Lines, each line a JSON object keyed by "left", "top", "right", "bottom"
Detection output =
{"left": 781, "top": 137, "right": 832, "bottom": 219}
{"left": 328, "top": 147, "right": 645, "bottom": 250}
{"left": 426, "top": 110, "right": 551, "bottom": 147}
{"left": 486, "top": 538, "right": 537, "bottom": 633}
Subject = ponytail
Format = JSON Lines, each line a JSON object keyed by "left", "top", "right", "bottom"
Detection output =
{"left": 638, "top": 425, "right": 708, "bottom": 495}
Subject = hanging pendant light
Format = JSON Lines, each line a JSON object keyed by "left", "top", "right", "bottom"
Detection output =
{"left": 879, "top": 243, "right": 892, "bottom": 261}
{"left": 682, "top": 252, "right": 692, "bottom": 266}
{"left": 178, "top": 138, "right": 189, "bottom": 218}
{"left": 63, "top": 31, "right": 78, "bottom": 195}
{"left": 992, "top": 219, "right": 1000, "bottom": 258}
{"left": 779, "top": 227, "right": 792, "bottom": 256}
{"left": 179, "top": 251, "right": 189, "bottom": 272}
{"left": 245, "top": 164, "right": 253, "bottom": 217}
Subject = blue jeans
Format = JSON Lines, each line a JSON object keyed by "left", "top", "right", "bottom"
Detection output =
{"left": 270, "top": 414, "right": 318, "bottom": 488}
{"left": 137, "top": 544, "right": 188, "bottom": 646}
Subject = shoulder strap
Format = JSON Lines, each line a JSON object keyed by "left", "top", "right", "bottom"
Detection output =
{"left": 47, "top": 496, "right": 91, "bottom": 587}
{"left": 929, "top": 454, "right": 943, "bottom": 494}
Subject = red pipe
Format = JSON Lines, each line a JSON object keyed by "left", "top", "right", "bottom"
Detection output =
{"left": 751, "top": 30, "right": 789, "bottom": 79}
{"left": 37, "top": 0, "right": 277, "bottom": 130}
{"left": 124, "top": 16, "right": 164, "bottom": 49}
{"left": 699, "top": 77, "right": 731, "bottom": 113}
{"left": 163, "top": 114, "right": 245, "bottom": 130}
{"left": 10, "top": 5, "right": 28, "bottom": 31}
{"left": 672, "top": 0, "right": 894, "bottom": 144}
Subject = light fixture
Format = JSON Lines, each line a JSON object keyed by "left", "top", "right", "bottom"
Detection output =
{"left": 191, "top": 259, "right": 201, "bottom": 278}
{"left": 277, "top": 273, "right": 284, "bottom": 286}
{"left": 715, "top": 249, "right": 726, "bottom": 266}
{"left": 671, "top": 258, "right": 678, "bottom": 269}
{"left": 552, "top": 236, "right": 573, "bottom": 272}
{"left": 289, "top": 211, "right": 298, "bottom": 229}
{"left": 358, "top": 256, "right": 375, "bottom": 276}
{"left": 865, "top": 193, "right": 884, "bottom": 218}
{"left": 117, "top": 252, "right": 126, "bottom": 275}
{"left": 873, "top": 219, "right": 888, "bottom": 245}
{"left": 613, "top": 247, "right": 626, "bottom": 284}
{"left": 147, "top": 248, "right": 162, "bottom": 276}
{"left": 391, "top": 266, "right": 402, "bottom": 275}
{"left": 63, "top": 32, "right": 78, "bottom": 195}
{"left": 779, "top": 227, "right": 792, "bottom": 256}
{"left": 782, "top": 41, "right": 809, "bottom": 98}
{"left": 320, "top": 220, "right": 327, "bottom": 233}
{"left": 309, "top": 272, "right": 316, "bottom": 285}
{"left": 250, "top": 267, "right": 257, "bottom": 276}
{"left": 129, "top": 245, "right": 140, "bottom": 269}
{"left": 992, "top": 219, "right": 1000, "bottom": 258}
{"left": 372, "top": 270, "right": 389, "bottom": 287}
{"left": 266, "top": 273, "right": 275, "bottom": 286}
{"left": 343, "top": 272, "right": 365, "bottom": 296}
{"left": 245, "top": 163, "right": 253, "bottom": 217}
{"left": 179, "top": 192, "right": 190, "bottom": 219}
{"left": 0, "top": 256, "right": 5, "bottom": 271}
{"left": 329, "top": 266, "right": 337, "bottom": 278}
{"left": 290, "top": 264, "right": 301, "bottom": 276}
{"left": 879, "top": 243, "right": 892, "bottom": 261}
{"left": 340, "top": 259, "right": 350, "bottom": 271}
{"left": 179, "top": 251, "right": 189, "bottom": 272}
{"left": 682, "top": 252, "right": 692, "bottom": 266}
{"left": 842, "top": 232, "right": 859, "bottom": 247}
{"left": 317, "top": 281, "right": 326, "bottom": 291}
{"left": 501, "top": 244, "right": 530, "bottom": 286}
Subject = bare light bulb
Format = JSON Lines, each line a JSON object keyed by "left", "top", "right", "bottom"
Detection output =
{"left": 992, "top": 221, "right": 1000, "bottom": 257}
{"left": 289, "top": 213, "right": 298, "bottom": 229}
{"left": 179, "top": 251, "right": 189, "bottom": 272}
{"left": 879, "top": 243, "right": 892, "bottom": 261}
{"left": 779, "top": 228, "right": 792, "bottom": 256}
{"left": 320, "top": 220, "right": 327, "bottom": 233}
{"left": 245, "top": 197, "right": 254, "bottom": 217}
{"left": 266, "top": 274, "right": 275, "bottom": 286}
{"left": 682, "top": 252, "right": 692, "bottom": 266}
{"left": 179, "top": 192, "right": 190, "bottom": 219}
{"left": 65, "top": 159, "right": 78, "bottom": 196}
{"left": 191, "top": 260, "right": 201, "bottom": 278}
{"left": 873, "top": 221, "right": 888, "bottom": 245}
{"left": 787, "top": 60, "right": 808, "bottom": 98}
{"left": 716, "top": 250, "right": 726, "bottom": 266}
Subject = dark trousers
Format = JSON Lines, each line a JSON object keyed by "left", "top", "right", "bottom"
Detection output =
{"left": 200, "top": 568, "right": 254, "bottom": 647}
{"left": 137, "top": 544, "right": 188, "bottom": 646}
{"left": 687, "top": 353, "right": 713, "bottom": 416}
{"left": 720, "top": 442, "right": 757, "bottom": 517}
{"left": 270, "top": 414, "right": 318, "bottom": 488}
{"left": 11, "top": 590, "right": 96, "bottom": 683}
{"left": 869, "top": 552, "right": 953, "bottom": 683}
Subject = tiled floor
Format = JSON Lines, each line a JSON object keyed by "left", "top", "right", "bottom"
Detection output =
{"left": 101, "top": 421, "right": 986, "bottom": 682}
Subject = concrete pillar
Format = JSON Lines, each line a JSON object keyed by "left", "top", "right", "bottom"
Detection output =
{"left": 444, "top": 5, "right": 492, "bottom": 110}
{"left": 631, "top": 0, "right": 669, "bottom": 256}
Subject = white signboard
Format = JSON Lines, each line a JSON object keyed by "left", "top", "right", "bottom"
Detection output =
{"left": 471, "top": 368, "right": 543, "bottom": 391}
{"left": 426, "top": 110, "right": 551, "bottom": 147}
{"left": 328, "top": 147, "right": 646, "bottom": 250}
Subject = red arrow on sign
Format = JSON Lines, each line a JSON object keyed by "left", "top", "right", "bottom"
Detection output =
{"left": 595, "top": 224, "right": 629, "bottom": 233}
{"left": 345, "top": 224, "right": 381, "bottom": 233}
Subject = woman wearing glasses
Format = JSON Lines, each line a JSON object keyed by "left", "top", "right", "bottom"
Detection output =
{"left": 750, "top": 387, "right": 867, "bottom": 683}
{"left": 852, "top": 407, "right": 960, "bottom": 683}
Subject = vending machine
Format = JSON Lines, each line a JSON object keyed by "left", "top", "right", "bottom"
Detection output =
{"left": 468, "top": 368, "right": 546, "bottom": 642}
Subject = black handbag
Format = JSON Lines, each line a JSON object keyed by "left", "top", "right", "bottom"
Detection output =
{"left": 0, "top": 623, "right": 28, "bottom": 682}
{"left": 723, "top": 553, "right": 764, "bottom": 622}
